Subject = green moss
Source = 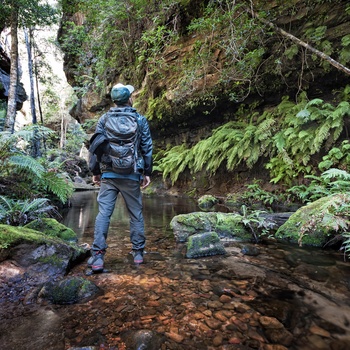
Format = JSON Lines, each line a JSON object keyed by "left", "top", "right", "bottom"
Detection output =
{"left": 0, "top": 224, "right": 49, "bottom": 249}
{"left": 37, "top": 254, "right": 65, "bottom": 267}
{"left": 25, "top": 218, "right": 77, "bottom": 242}
{"left": 171, "top": 211, "right": 252, "bottom": 242}
{"left": 198, "top": 195, "right": 218, "bottom": 210}
{"left": 215, "top": 212, "right": 251, "bottom": 240}
{"left": 276, "top": 193, "right": 350, "bottom": 247}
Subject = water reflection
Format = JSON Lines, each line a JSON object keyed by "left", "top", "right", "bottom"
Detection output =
{"left": 62, "top": 191, "right": 199, "bottom": 240}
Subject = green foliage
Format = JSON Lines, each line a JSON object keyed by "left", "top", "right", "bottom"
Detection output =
{"left": 175, "top": 0, "right": 265, "bottom": 103}
{"left": 0, "top": 0, "right": 59, "bottom": 28}
{"left": 340, "top": 34, "right": 350, "bottom": 64}
{"left": 319, "top": 140, "right": 350, "bottom": 172}
{"left": 158, "top": 144, "right": 193, "bottom": 184}
{"left": 81, "top": 117, "right": 99, "bottom": 133}
{"left": 0, "top": 128, "right": 74, "bottom": 203}
{"left": 239, "top": 205, "right": 274, "bottom": 242}
{"left": 304, "top": 26, "right": 327, "bottom": 43}
{"left": 158, "top": 89, "right": 350, "bottom": 186}
{"left": 288, "top": 168, "right": 350, "bottom": 204}
{"left": 241, "top": 180, "right": 280, "bottom": 208}
{"left": 341, "top": 232, "right": 350, "bottom": 259}
{"left": 0, "top": 196, "right": 58, "bottom": 226}
{"left": 137, "top": 24, "right": 178, "bottom": 75}
{"left": 64, "top": 123, "right": 86, "bottom": 155}
{"left": 59, "top": 22, "right": 87, "bottom": 57}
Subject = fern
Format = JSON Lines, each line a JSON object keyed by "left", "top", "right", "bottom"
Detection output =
{"left": 321, "top": 168, "right": 350, "bottom": 181}
{"left": 157, "top": 144, "right": 192, "bottom": 184}
{"left": 7, "top": 154, "right": 45, "bottom": 177}
{"left": 0, "top": 196, "right": 58, "bottom": 226}
{"left": 41, "top": 172, "right": 74, "bottom": 203}
{"left": 157, "top": 90, "right": 349, "bottom": 186}
{"left": 341, "top": 232, "right": 350, "bottom": 259}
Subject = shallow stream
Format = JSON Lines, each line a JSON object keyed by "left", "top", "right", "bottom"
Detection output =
{"left": 1, "top": 191, "right": 350, "bottom": 350}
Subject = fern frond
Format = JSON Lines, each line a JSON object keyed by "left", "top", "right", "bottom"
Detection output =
{"left": 20, "top": 198, "right": 51, "bottom": 214}
{"left": 8, "top": 154, "right": 45, "bottom": 177}
{"left": 305, "top": 98, "right": 324, "bottom": 107}
{"left": 41, "top": 172, "right": 74, "bottom": 203}
{"left": 255, "top": 118, "right": 275, "bottom": 142}
{"left": 313, "top": 122, "right": 331, "bottom": 153}
{"left": 321, "top": 168, "right": 350, "bottom": 181}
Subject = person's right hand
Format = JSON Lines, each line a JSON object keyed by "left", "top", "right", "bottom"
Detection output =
{"left": 92, "top": 175, "right": 101, "bottom": 186}
{"left": 141, "top": 176, "right": 150, "bottom": 189}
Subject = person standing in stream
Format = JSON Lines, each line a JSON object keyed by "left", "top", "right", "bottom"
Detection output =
{"left": 88, "top": 83, "right": 153, "bottom": 272}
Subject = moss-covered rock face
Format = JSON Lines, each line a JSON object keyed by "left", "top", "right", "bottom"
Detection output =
{"left": 170, "top": 211, "right": 251, "bottom": 242}
{"left": 276, "top": 193, "right": 350, "bottom": 247}
{"left": 38, "top": 276, "right": 100, "bottom": 304}
{"left": 186, "top": 232, "right": 226, "bottom": 258}
{"left": 24, "top": 218, "right": 77, "bottom": 242}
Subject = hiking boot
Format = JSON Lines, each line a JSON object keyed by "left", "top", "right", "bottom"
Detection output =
{"left": 132, "top": 250, "right": 144, "bottom": 264}
{"left": 87, "top": 250, "right": 105, "bottom": 272}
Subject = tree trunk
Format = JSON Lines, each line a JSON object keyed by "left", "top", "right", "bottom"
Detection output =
{"left": 5, "top": 7, "right": 19, "bottom": 133}
{"left": 24, "top": 28, "right": 37, "bottom": 124}
{"left": 24, "top": 27, "right": 41, "bottom": 157}
{"left": 33, "top": 45, "right": 44, "bottom": 125}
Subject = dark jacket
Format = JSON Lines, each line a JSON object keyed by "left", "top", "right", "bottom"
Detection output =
{"left": 89, "top": 106, "right": 153, "bottom": 176}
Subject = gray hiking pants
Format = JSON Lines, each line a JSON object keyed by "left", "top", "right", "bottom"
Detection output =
{"left": 92, "top": 177, "right": 145, "bottom": 252}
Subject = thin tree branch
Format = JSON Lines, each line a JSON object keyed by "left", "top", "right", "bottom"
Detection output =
{"left": 250, "top": 9, "right": 350, "bottom": 76}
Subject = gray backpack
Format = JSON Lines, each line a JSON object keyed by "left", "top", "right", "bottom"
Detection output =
{"left": 104, "top": 110, "right": 140, "bottom": 174}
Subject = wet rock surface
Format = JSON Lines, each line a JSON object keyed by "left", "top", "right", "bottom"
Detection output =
{"left": 1, "top": 231, "right": 350, "bottom": 350}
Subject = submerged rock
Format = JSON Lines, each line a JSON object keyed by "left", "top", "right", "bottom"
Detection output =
{"left": 120, "top": 329, "right": 164, "bottom": 350}
{"left": 38, "top": 276, "right": 100, "bottom": 304}
{"left": 241, "top": 244, "right": 260, "bottom": 256}
{"left": 186, "top": 231, "right": 226, "bottom": 258}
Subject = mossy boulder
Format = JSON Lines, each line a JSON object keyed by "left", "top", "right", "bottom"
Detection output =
{"left": 170, "top": 211, "right": 251, "bottom": 242}
{"left": 186, "top": 231, "right": 226, "bottom": 258}
{"left": 0, "top": 224, "right": 51, "bottom": 251}
{"left": 38, "top": 276, "right": 100, "bottom": 304}
{"left": 0, "top": 224, "right": 86, "bottom": 278}
{"left": 198, "top": 195, "right": 218, "bottom": 210}
{"left": 276, "top": 193, "right": 350, "bottom": 247}
{"left": 24, "top": 218, "right": 77, "bottom": 242}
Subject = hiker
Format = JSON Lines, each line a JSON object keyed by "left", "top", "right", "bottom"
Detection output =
{"left": 88, "top": 83, "right": 153, "bottom": 272}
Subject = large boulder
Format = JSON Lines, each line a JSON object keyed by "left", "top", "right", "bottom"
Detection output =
{"left": 170, "top": 211, "right": 251, "bottom": 242}
{"left": 276, "top": 193, "right": 350, "bottom": 247}
{"left": 0, "top": 224, "right": 88, "bottom": 304}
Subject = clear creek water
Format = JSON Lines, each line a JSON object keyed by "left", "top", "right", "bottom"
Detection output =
{"left": 1, "top": 191, "right": 350, "bottom": 350}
